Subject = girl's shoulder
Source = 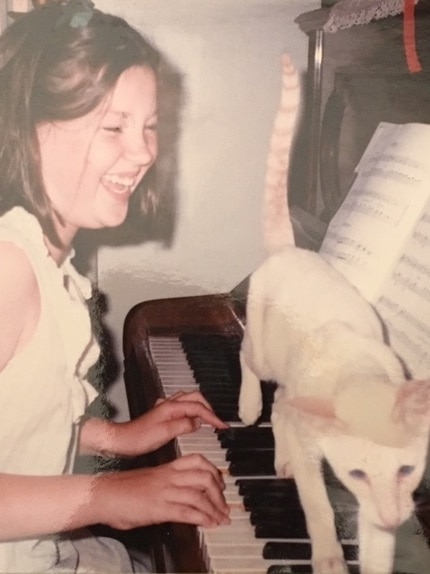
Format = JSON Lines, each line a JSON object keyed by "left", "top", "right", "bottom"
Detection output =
{"left": 0, "top": 239, "right": 39, "bottom": 299}
{"left": 0, "top": 240, "right": 40, "bottom": 373}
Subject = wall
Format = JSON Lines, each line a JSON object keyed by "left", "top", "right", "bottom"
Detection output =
{"left": 0, "top": 1, "right": 7, "bottom": 32}
{"left": 91, "top": 0, "right": 319, "bottom": 420}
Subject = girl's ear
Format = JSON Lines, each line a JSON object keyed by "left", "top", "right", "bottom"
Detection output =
{"left": 286, "top": 396, "right": 346, "bottom": 432}
{"left": 393, "top": 379, "right": 430, "bottom": 432}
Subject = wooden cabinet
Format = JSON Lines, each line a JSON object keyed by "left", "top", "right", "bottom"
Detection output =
{"left": 291, "top": 1, "right": 430, "bottom": 220}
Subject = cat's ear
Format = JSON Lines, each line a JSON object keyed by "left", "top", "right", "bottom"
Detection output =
{"left": 287, "top": 396, "right": 346, "bottom": 432}
{"left": 393, "top": 379, "right": 430, "bottom": 433}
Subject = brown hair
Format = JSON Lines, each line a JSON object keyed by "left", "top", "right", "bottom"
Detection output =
{"left": 0, "top": 3, "right": 159, "bottom": 244}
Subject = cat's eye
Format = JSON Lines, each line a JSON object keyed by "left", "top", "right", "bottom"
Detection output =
{"left": 349, "top": 469, "right": 367, "bottom": 480}
{"left": 398, "top": 465, "right": 415, "bottom": 477}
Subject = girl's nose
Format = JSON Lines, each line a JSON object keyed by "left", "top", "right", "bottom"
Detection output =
{"left": 125, "top": 130, "right": 157, "bottom": 166}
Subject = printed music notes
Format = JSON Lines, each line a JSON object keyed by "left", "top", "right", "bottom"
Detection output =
{"left": 319, "top": 122, "right": 430, "bottom": 378}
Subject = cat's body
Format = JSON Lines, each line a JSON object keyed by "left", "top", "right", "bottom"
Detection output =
{"left": 238, "top": 55, "right": 430, "bottom": 574}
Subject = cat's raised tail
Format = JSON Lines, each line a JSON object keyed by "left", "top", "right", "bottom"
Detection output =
{"left": 263, "top": 53, "right": 301, "bottom": 255}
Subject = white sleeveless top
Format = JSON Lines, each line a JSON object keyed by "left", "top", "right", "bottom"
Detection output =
{"left": 0, "top": 207, "right": 99, "bottom": 572}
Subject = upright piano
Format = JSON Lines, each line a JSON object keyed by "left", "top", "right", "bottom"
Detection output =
{"left": 122, "top": 4, "right": 430, "bottom": 572}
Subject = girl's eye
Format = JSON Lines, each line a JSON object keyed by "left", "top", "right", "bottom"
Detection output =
{"left": 145, "top": 124, "right": 157, "bottom": 132}
{"left": 103, "top": 126, "right": 123, "bottom": 133}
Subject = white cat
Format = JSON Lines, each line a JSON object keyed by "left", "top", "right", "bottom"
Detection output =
{"left": 238, "top": 55, "right": 430, "bottom": 574}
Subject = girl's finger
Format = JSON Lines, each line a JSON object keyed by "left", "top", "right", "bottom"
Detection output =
{"left": 167, "top": 391, "right": 186, "bottom": 401}
{"left": 174, "top": 390, "right": 213, "bottom": 411}
{"left": 173, "top": 453, "right": 225, "bottom": 489}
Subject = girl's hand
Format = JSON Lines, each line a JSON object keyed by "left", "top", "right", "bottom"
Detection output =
{"left": 114, "top": 390, "right": 229, "bottom": 457}
{"left": 93, "top": 453, "right": 231, "bottom": 530}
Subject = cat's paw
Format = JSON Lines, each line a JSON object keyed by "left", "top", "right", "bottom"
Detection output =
{"left": 312, "top": 556, "right": 348, "bottom": 574}
{"left": 238, "top": 401, "right": 261, "bottom": 426}
{"left": 238, "top": 385, "right": 262, "bottom": 426}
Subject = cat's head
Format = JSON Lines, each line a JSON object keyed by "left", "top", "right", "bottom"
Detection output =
{"left": 319, "top": 431, "right": 427, "bottom": 530}
{"left": 288, "top": 378, "right": 430, "bottom": 529}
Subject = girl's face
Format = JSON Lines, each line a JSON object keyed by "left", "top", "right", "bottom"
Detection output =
{"left": 37, "top": 65, "right": 158, "bottom": 246}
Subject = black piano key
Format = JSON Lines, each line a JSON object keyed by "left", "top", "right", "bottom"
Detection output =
{"left": 244, "top": 490, "right": 302, "bottom": 510}
{"left": 250, "top": 507, "right": 306, "bottom": 525}
{"left": 262, "top": 382, "right": 277, "bottom": 400}
{"left": 263, "top": 542, "right": 358, "bottom": 562}
{"left": 255, "top": 519, "right": 309, "bottom": 539}
{"left": 267, "top": 566, "right": 360, "bottom": 574}
{"left": 255, "top": 514, "right": 356, "bottom": 543}
{"left": 267, "top": 567, "right": 309, "bottom": 574}
{"left": 250, "top": 503, "right": 307, "bottom": 533}
{"left": 195, "top": 372, "right": 240, "bottom": 383}
{"left": 227, "top": 448, "right": 274, "bottom": 464}
{"left": 341, "top": 545, "right": 359, "bottom": 562}
{"left": 263, "top": 542, "right": 311, "bottom": 561}
{"left": 236, "top": 477, "right": 296, "bottom": 493}
{"left": 226, "top": 442, "right": 275, "bottom": 453}
{"left": 237, "top": 478, "right": 298, "bottom": 496}
{"left": 217, "top": 427, "right": 274, "bottom": 448}
{"left": 201, "top": 399, "right": 240, "bottom": 409}
{"left": 214, "top": 410, "right": 242, "bottom": 422}
{"left": 251, "top": 511, "right": 303, "bottom": 526}
{"left": 247, "top": 498, "right": 356, "bottom": 541}
{"left": 226, "top": 447, "right": 274, "bottom": 462}
{"left": 229, "top": 457, "right": 275, "bottom": 476}
{"left": 207, "top": 400, "right": 238, "bottom": 409}
{"left": 249, "top": 507, "right": 356, "bottom": 541}
{"left": 189, "top": 360, "right": 234, "bottom": 368}
{"left": 196, "top": 379, "right": 241, "bottom": 393}
{"left": 334, "top": 510, "right": 358, "bottom": 540}
{"left": 200, "top": 390, "right": 239, "bottom": 402}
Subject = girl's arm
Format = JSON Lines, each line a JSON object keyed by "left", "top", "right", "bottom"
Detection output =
{"left": 0, "top": 455, "right": 230, "bottom": 541}
{"left": 0, "top": 472, "right": 97, "bottom": 541}
{"left": 79, "top": 391, "right": 228, "bottom": 458}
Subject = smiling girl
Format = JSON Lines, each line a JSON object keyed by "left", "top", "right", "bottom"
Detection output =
{"left": 0, "top": 2, "right": 229, "bottom": 572}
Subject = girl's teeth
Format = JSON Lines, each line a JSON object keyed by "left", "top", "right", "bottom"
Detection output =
{"left": 105, "top": 174, "right": 135, "bottom": 186}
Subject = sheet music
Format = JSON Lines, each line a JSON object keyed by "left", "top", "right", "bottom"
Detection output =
{"left": 320, "top": 122, "right": 430, "bottom": 378}
{"left": 376, "top": 206, "right": 430, "bottom": 378}
{"left": 320, "top": 123, "right": 430, "bottom": 302}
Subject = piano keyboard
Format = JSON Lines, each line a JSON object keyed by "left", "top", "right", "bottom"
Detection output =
{"left": 149, "top": 335, "right": 360, "bottom": 574}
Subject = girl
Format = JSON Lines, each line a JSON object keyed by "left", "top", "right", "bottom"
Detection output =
{"left": 0, "top": 1, "right": 230, "bottom": 572}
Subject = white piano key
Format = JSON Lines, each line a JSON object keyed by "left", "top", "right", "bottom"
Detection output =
{"left": 210, "top": 556, "right": 300, "bottom": 573}
{"left": 202, "top": 529, "right": 262, "bottom": 545}
{"left": 179, "top": 426, "right": 219, "bottom": 438}
{"left": 205, "top": 544, "right": 266, "bottom": 558}
{"left": 178, "top": 443, "right": 222, "bottom": 452}
{"left": 228, "top": 506, "right": 249, "bottom": 518}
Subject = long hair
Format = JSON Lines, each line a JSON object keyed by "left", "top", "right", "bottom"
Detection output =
{"left": 0, "top": 3, "right": 159, "bottom": 244}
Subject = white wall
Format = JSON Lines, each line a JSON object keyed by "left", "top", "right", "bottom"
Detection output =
{"left": 0, "top": 1, "right": 7, "bottom": 33}
{"left": 94, "top": 0, "right": 319, "bottom": 420}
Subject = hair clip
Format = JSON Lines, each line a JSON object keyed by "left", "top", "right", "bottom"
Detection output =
{"left": 54, "top": 0, "right": 95, "bottom": 29}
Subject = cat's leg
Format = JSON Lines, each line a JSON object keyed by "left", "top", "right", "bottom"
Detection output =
{"left": 238, "top": 287, "right": 266, "bottom": 425}
{"left": 238, "top": 350, "right": 262, "bottom": 425}
{"left": 285, "top": 424, "right": 348, "bottom": 574}
{"left": 358, "top": 514, "right": 395, "bottom": 574}
{"left": 271, "top": 393, "right": 293, "bottom": 478}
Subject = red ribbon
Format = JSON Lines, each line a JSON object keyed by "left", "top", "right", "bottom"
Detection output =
{"left": 403, "top": 0, "right": 422, "bottom": 73}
